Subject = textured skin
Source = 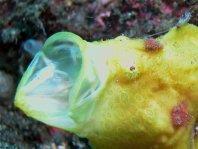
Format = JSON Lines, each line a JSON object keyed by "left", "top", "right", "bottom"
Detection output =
{"left": 80, "top": 24, "right": 198, "bottom": 149}
{"left": 15, "top": 24, "right": 198, "bottom": 149}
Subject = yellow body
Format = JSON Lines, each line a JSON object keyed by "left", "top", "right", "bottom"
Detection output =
{"left": 77, "top": 24, "right": 198, "bottom": 149}
{"left": 15, "top": 24, "right": 198, "bottom": 149}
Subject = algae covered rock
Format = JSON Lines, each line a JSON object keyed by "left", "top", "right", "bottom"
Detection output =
{"left": 15, "top": 24, "right": 198, "bottom": 149}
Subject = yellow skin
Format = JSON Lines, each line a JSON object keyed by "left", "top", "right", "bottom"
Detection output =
{"left": 15, "top": 24, "right": 198, "bottom": 149}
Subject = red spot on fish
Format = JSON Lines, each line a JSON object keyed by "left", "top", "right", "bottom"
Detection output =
{"left": 171, "top": 102, "right": 190, "bottom": 127}
{"left": 145, "top": 39, "right": 163, "bottom": 51}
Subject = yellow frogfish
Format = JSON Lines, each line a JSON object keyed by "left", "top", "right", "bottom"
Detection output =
{"left": 15, "top": 24, "right": 198, "bottom": 149}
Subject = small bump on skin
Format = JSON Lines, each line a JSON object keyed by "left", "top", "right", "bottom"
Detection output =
{"left": 145, "top": 39, "right": 163, "bottom": 51}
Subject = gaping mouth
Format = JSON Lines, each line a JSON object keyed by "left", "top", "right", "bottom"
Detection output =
{"left": 15, "top": 32, "right": 102, "bottom": 130}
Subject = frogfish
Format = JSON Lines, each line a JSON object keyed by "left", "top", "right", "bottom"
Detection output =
{"left": 15, "top": 24, "right": 198, "bottom": 149}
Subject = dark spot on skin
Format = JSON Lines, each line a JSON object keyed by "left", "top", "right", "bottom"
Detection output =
{"left": 130, "top": 66, "right": 135, "bottom": 71}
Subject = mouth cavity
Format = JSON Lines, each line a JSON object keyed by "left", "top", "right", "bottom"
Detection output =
{"left": 15, "top": 32, "right": 101, "bottom": 130}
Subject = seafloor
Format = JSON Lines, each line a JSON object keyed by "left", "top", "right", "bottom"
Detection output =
{"left": 0, "top": 0, "right": 198, "bottom": 148}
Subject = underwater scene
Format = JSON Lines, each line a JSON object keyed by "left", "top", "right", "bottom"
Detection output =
{"left": 1, "top": 0, "right": 198, "bottom": 149}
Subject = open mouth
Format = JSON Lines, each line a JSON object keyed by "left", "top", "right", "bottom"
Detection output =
{"left": 15, "top": 32, "right": 102, "bottom": 130}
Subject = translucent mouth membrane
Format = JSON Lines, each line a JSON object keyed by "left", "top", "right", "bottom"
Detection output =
{"left": 19, "top": 38, "right": 83, "bottom": 106}
{"left": 15, "top": 32, "right": 101, "bottom": 129}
